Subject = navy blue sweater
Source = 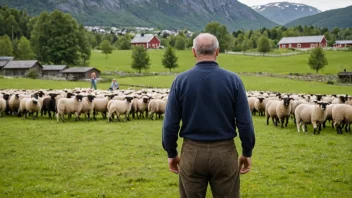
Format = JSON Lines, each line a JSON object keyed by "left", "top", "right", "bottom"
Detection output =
{"left": 162, "top": 61, "right": 255, "bottom": 158}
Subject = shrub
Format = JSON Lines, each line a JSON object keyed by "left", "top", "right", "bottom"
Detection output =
{"left": 25, "top": 69, "right": 39, "bottom": 79}
{"left": 326, "top": 80, "right": 335, "bottom": 85}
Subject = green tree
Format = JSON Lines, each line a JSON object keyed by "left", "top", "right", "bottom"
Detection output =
{"left": 31, "top": 10, "right": 90, "bottom": 65}
{"left": 100, "top": 40, "right": 113, "bottom": 58}
{"left": 308, "top": 47, "right": 328, "bottom": 73}
{"left": 116, "top": 36, "right": 131, "bottom": 50}
{"left": 258, "top": 36, "right": 271, "bottom": 54}
{"left": 16, "top": 36, "right": 35, "bottom": 60}
{"left": 0, "top": 35, "right": 13, "bottom": 56}
{"left": 77, "top": 25, "right": 91, "bottom": 65}
{"left": 162, "top": 47, "right": 178, "bottom": 72}
{"left": 131, "top": 46, "right": 150, "bottom": 73}
{"left": 204, "top": 22, "right": 230, "bottom": 52}
{"left": 175, "top": 36, "right": 186, "bottom": 50}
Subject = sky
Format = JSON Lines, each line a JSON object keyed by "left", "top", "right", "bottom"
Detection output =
{"left": 237, "top": 0, "right": 352, "bottom": 11}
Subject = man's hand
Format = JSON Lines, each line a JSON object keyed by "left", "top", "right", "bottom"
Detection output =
{"left": 239, "top": 155, "right": 251, "bottom": 174}
{"left": 168, "top": 156, "right": 181, "bottom": 174}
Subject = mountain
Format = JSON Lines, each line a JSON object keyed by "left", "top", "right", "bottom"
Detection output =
{"left": 0, "top": 0, "right": 278, "bottom": 31}
{"left": 285, "top": 5, "right": 352, "bottom": 29}
{"left": 252, "top": 2, "right": 321, "bottom": 25}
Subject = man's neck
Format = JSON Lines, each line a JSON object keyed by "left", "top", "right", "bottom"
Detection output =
{"left": 196, "top": 56, "right": 216, "bottom": 63}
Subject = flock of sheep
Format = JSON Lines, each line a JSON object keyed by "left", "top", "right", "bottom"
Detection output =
{"left": 0, "top": 88, "right": 351, "bottom": 134}
{"left": 247, "top": 92, "right": 352, "bottom": 134}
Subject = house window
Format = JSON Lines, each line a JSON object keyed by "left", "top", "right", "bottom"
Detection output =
{"left": 297, "top": 44, "right": 301, "bottom": 48}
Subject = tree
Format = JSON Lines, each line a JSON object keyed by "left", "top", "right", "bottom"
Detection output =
{"left": 258, "top": 36, "right": 271, "bottom": 54}
{"left": 204, "top": 22, "right": 231, "bottom": 52}
{"left": 162, "top": 47, "right": 178, "bottom": 72}
{"left": 100, "top": 40, "right": 113, "bottom": 58}
{"left": 0, "top": 35, "right": 13, "bottom": 56}
{"left": 131, "top": 46, "right": 150, "bottom": 73}
{"left": 31, "top": 10, "right": 90, "bottom": 65}
{"left": 116, "top": 36, "right": 131, "bottom": 50}
{"left": 175, "top": 36, "right": 186, "bottom": 50}
{"left": 308, "top": 47, "right": 328, "bottom": 73}
{"left": 77, "top": 25, "right": 91, "bottom": 65}
{"left": 16, "top": 36, "right": 35, "bottom": 60}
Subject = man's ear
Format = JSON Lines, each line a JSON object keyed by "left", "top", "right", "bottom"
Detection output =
{"left": 215, "top": 48, "right": 220, "bottom": 56}
{"left": 192, "top": 48, "right": 197, "bottom": 58}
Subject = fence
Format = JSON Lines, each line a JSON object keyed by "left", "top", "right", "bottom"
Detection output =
{"left": 226, "top": 51, "right": 305, "bottom": 57}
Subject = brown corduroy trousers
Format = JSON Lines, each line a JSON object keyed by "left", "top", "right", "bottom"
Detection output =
{"left": 179, "top": 139, "right": 240, "bottom": 198}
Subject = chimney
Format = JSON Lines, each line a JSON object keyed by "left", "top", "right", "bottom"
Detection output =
{"left": 141, "top": 33, "right": 144, "bottom": 37}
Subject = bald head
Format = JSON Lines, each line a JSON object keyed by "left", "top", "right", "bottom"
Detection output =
{"left": 192, "top": 33, "right": 219, "bottom": 56}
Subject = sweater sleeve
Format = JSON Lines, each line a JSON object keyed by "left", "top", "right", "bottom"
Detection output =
{"left": 234, "top": 78, "right": 255, "bottom": 157}
{"left": 162, "top": 79, "right": 182, "bottom": 158}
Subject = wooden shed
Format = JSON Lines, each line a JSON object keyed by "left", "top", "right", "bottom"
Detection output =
{"left": 0, "top": 56, "right": 14, "bottom": 73}
{"left": 3, "top": 60, "right": 43, "bottom": 77}
{"left": 61, "top": 67, "right": 101, "bottom": 81}
{"left": 42, "top": 65, "right": 69, "bottom": 77}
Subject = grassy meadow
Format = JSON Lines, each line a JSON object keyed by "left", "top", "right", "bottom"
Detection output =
{"left": 90, "top": 50, "right": 352, "bottom": 75}
{"left": 0, "top": 113, "right": 351, "bottom": 197}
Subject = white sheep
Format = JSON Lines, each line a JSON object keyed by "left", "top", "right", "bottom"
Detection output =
{"left": 254, "top": 97, "right": 265, "bottom": 116}
{"left": 24, "top": 98, "right": 42, "bottom": 119}
{"left": 322, "top": 104, "right": 337, "bottom": 129}
{"left": 332, "top": 104, "right": 352, "bottom": 134}
{"left": 276, "top": 98, "right": 294, "bottom": 128}
{"left": 331, "top": 96, "right": 346, "bottom": 104}
{"left": 265, "top": 100, "right": 280, "bottom": 126}
{"left": 295, "top": 102, "right": 329, "bottom": 134}
{"left": 132, "top": 95, "right": 151, "bottom": 119}
{"left": 247, "top": 97, "right": 257, "bottom": 115}
{"left": 0, "top": 98, "right": 6, "bottom": 117}
{"left": 80, "top": 95, "right": 95, "bottom": 121}
{"left": 92, "top": 95, "right": 114, "bottom": 120}
{"left": 56, "top": 95, "right": 84, "bottom": 122}
{"left": 107, "top": 97, "right": 134, "bottom": 122}
{"left": 148, "top": 99, "right": 166, "bottom": 120}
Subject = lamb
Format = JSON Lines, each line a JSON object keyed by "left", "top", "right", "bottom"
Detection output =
{"left": 294, "top": 102, "right": 329, "bottom": 134}
{"left": 0, "top": 98, "right": 6, "bottom": 117}
{"left": 148, "top": 99, "right": 167, "bottom": 120}
{"left": 276, "top": 98, "right": 294, "bottom": 128}
{"left": 41, "top": 93, "right": 59, "bottom": 119}
{"left": 107, "top": 97, "right": 134, "bottom": 122}
{"left": 80, "top": 95, "right": 95, "bottom": 121}
{"left": 247, "top": 97, "right": 257, "bottom": 115}
{"left": 332, "top": 104, "right": 352, "bottom": 134}
{"left": 132, "top": 95, "right": 150, "bottom": 119}
{"left": 24, "top": 98, "right": 42, "bottom": 119}
{"left": 56, "top": 95, "right": 84, "bottom": 123}
{"left": 93, "top": 95, "right": 114, "bottom": 120}
{"left": 254, "top": 97, "right": 265, "bottom": 116}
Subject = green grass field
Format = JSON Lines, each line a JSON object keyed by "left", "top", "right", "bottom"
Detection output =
{"left": 1, "top": 76, "right": 351, "bottom": 94}
{"left": 0, "top": 114, "right": 351, "bottom": 197}
{"left": 90, "top": 50, "right": 352, "bottom": 75}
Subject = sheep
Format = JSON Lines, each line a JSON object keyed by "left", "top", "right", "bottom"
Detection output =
{"left": 93, "top": 95, "right": 114, "bottom": 120}
{"left": 41, "top": 93, "right": 59, "bottom": 119}
{"left": 276, "top": 98, "right": 294, "bottom": 128}
{"left": 290, "top": 99, "right": 308, "bottom": 123}
{"left": 322, "top": 104, "right": 337, "bottom": 129}
{"left": 56, "top": 95, "right": 84, "bottom": 123}
{"left": 331, "top": 96, "right": 346, "bottom": 104}
{"left": 247, "top": 97, "right": 257, "bottom": 115}
{"left": 24, "top": 98, "right": 42, "bottom": 119}
{"left": 148, "top": 99, "right": 167, "bottom": 120}
{"left": 80, "top": 95, "right": 95, "bottom": 121}
{"left": 107, "top": 97, "right": 134, "bottom": 122}
{"left": 2, "top": 93, "right": 10, "bottom": 115}
{"left": 254, "top": 97, "right": 265, "bottom": 116}
{"left": 0, "top": 98, "right": 6, "bottom": 117}
{"left": 132, "top": 95, "right": 151, "bottom": 119}
{"left": 295, "top": 102, "right": 329, "bottom": 134}
{"left": 332, "top": 104, "right": 352, "bottom": 134}
{"left": 265, "top": 100, "right": 280, "bottom": 126}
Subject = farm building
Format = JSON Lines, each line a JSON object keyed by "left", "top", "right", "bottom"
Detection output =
{"left": 61, "top": 67, "right": 100, "bottom": 81}
{"left": 278, "top": 35, "right": 327, "bottom": 49}
{"left": 337, "top": 70, "right": 352, "bottom": 83}
{"left": 333, "top": 40, "right": 352, "bottom": 48}
{"left": 0, "top": 56, "right": 13, "bottom": 72}
{"left": 131, "top": 34, "right": 161, "bottom": 49}
{"left": 3, "top": 60, "right": 43, "bottom": 77}
{"left": 42, "top": 65, "right": 68, "bottom": 77}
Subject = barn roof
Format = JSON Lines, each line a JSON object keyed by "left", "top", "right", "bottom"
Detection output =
{"left": 42, "top": 65, "right": 68, "bottom": 71}
{"left": 335, "top": 40, "right": 352, "bottom": 44}
{"left": 278, "top": 36, "right": 325, "bottom": 44}
{"left": 61, "top": 67, "right": 100, "bottom": 73}
{"left": 131, "top": 34, "right": 159, "bottom": 44}
{"left": 0, "top": 60, "right": 9, "bottom": 68}
{"left": 338, "top": 72, "right": 352, "bottom": 76}
{"left": 3, "top": 60, "right": 41, "bottom": 69}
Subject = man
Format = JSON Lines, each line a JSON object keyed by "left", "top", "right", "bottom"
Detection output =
{"left": 109, "top": 79, "right": 119, "bottom": 91}
{"left": 162, "top": 33, "right": 255, "bottom": 198}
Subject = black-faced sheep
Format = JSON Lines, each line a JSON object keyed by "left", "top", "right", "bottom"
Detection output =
{"left": 107, "top": 97, "right": 134, "bottom": 122}
{"left": 332, "top": 104, "right": 352, "bottom": 134}
{"left": 295, "top": 102, "right": 329, "bottom": 134}
{"left": 56, "top": 95, "right": 84, "bottom": 122}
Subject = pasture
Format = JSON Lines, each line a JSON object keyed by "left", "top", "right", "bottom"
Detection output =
{"left": 0, "top": 110, "right": 351, "bottom": 197}
{"left": 90, "top": 50, "right": 352, "bottom": 74}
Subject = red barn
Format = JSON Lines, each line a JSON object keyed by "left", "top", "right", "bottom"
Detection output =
{"left": 278, "top": 35, "right": 327, "bottom": 49}
{"left": 333, "top": 40, "right": 352, "bottom": 48}
{"left": 131, "top": 34, "right": 161, "bottom": 49}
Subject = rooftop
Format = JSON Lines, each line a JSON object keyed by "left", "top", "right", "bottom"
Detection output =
{"left": 3, "top": 60, "right": 40, "bottom": 69}
{"left": 335, "top": 40, "right": 352, "bottom": 44}
{"left": 131, "top": 34, "right": 158, "bottom": 44}
{"left": 42, "top": 65, "right": 68, "bottom": 71}
{"left": 61, "top": 67, "right": 100, "bottom": 73}
{"left": 278, "top": 35, "right": 325, "bottom": 44}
